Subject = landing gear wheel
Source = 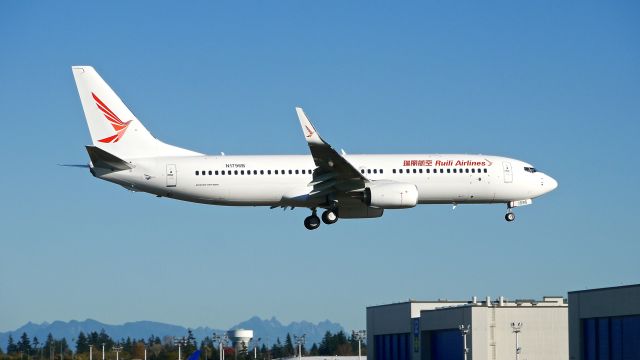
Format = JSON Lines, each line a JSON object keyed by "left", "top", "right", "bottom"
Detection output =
{"left": 505, "top": 212, "right": 516, "bottom": 222}
{"left": 321, "top": 210, "right": 339, "bottom": 225}
{"left": 304, "top": 214, "right": 321, "bottom": 230}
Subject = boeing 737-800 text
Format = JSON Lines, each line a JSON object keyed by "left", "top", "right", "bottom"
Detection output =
{"left": 70, "top": 66, "right": 558, "bottom": 230}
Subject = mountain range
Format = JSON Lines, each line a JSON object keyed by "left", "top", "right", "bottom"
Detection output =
{"left": 0, "top": 317, "right": 344, "bottom": 350}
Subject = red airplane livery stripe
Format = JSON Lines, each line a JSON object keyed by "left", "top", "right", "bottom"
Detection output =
{"left": 92, "top": 92, "right": 132, "bottom": 143}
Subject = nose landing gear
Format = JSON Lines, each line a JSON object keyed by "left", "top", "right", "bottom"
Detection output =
{"left": 505, "top": 211, "right": 516, "bottom": 222}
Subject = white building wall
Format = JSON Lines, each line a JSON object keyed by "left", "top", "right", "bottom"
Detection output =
{"left": 420, "top": 300, "right": 567, "bottom": 360}
{"left": 477, "top": 306, "right": 568, "bottom": 360}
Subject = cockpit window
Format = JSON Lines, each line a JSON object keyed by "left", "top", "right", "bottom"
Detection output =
{"left": 524, "top": 167, "right": 537, "bottom": 173}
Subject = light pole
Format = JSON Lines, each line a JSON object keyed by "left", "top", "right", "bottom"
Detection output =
{"left": 174, "top": 337, "right": 188, "bottom": 360}
{"left": 89, "top": 345, "right": 93, "bottom": 360}
{"left": 458, "top": 325, "right": 470, "bottom": 360}
{"left": 510, "top": 322, "right": 523, "bottom": 360}
{"left": 212, "top": 334, "right": 228, "bottom": 360}
{"left": 101, "top": 344, "right": 105, "bottom": 360}
{"left": 293, "top": 335, "right": 305, "bottom": 360}
{"left": 251, "top": 338, "right": 261, "bottom": 360}
{"left": 112, "top": 346, "right": 123, "bottom": 360}
{"left": 351, "top": 330, "right": 366, "bottom": 360}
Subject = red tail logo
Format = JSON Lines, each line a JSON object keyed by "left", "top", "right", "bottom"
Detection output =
{"left": 305, "top": 125, "right": 315, "bottom": 138}
{"left": 92, "top": 92, "right": 132, "bottom": 143}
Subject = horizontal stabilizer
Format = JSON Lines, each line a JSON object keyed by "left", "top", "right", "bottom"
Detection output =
{"left": 85, "top": 146, "right": 132, "bottom": 171}
{"left": 58, "top": 164, "right": 90, "bottom": 168}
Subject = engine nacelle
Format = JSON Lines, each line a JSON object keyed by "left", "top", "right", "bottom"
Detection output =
{"left": 365, "top": 182, "right": 419, "bottom": 209}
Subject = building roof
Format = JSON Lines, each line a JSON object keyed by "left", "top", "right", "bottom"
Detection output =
{"left": 568, "top": 283, "right": 640, "bottom": 294}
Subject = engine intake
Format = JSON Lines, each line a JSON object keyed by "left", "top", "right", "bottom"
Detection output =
{"left": 365, "top": 182, "right": 419, "bottom": 209}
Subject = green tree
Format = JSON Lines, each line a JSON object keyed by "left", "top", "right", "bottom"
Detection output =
{"left": 44, "top": 333, "right": 55, "bottom": 359}
{"left": 318, "top": 331, "right": 331, "bottom": 355}
{"left": 309, "top": 343, "right": 319, "bottom": 356}
{"left": 76, "top": 332, "right": 89, "bottom": 354}
{"left": 7, "top": 335, "right": 18, "bottom": 355}
{"left": 270, "top": 338, "right": 282, "bottom": 359}
{"left": 184, "top": 329, "right": 197, "bottom": 355}
{"left": 17, "top": 332, "right": 33, "bottom": 354}
{"left": 33, "top": 337, "right": 41, "bottom": 355}
{"left": 283, "top": 334, "right": 294, "bottom": 357}
{"left": 97, "top": 329, "right": 113, "bottom": 348}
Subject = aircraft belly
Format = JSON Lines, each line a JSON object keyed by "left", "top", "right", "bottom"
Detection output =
{"left": 417, "top": 177, "right": 496, "bottom": 203}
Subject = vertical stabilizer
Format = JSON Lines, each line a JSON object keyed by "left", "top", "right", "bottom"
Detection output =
{"left": 72, "top": 66, "right": 200, "bottom": 159}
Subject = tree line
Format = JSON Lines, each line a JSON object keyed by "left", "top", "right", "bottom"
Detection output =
{"left": 1, "top": 329, "right": 366, "bottom": 360}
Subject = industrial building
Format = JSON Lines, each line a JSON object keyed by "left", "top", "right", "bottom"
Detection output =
{"left": 366, "top": 300, "right": 468, "bottom": 360}
{"left": 367, "top": 296, "right": 568, "bottom": 360}
{"left": 568, "top": 284, "right": 640, "bottom": 360}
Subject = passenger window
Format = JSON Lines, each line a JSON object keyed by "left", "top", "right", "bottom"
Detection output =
{"left": 426, "top": 169, "right": 430, "bottom": 173}
{"left": 440, "top": 169, "right": 444, "bottom": 173}
{"left": 275, "top": 170, "right": 278, "bottom": 174}
{"left": 195, "top": 171, "right": 199, "bottom": 175}
{"left": 268, "top": 170, "right": 272, "bottom": 175}
{"left": 281, "top": 169, "right": 285, "bottom": 174}
{"left": 260, "top": 170, "right": 264, "bottom": 175}
{"left": 374, "top": 169, "right": 378, "bottom": 174}
{"left": 412, "top": 169, "right": 417, "bottom": 173}
{"left": 477, "top": 168, "right": 481, "bottom": 173}
{"left": 399, "top": 169, "right": 403, "bottom": 174}
{"left": 465, "top": 169, "right": 469, "bottom": 173}
{"left": 447, "top": 169, "right": 451, "bottom": 173}
{"left": 295, "top": 170, "right": 299, "bottom": 174}
{"left": 208, "top": 170, "right": 211, "bottom": 175}
{"left": 288, "top": 170, "right": 292, "bottom": 175}
{"left": 302, "top": 170, "right": 306, "bottom": 174}
{"left": 361, "top": 169, "right": 365, "bottom": 174}
{"left": 453, "top": 169, "right": 457, "bottom": 173}
{"left": 380, "top": 169, "right": 384, "bottom": 174}
{"left": 221, "top": 170, "right": 225, "bottom": 175}
{"left": 484, "top": 168, "right": 488, "bottom": 173}
{"left": 393, "top": 169, "right": 396, "bottom": 174}
{"left": 471, "top": 169, "right": 475, "bottom": 173}
{"left": 419, "top": 169, "right": 423, "bottom": 173}
{"left": 215, "top": 170, "right": 219, "bottom": 175}
{"left": 241, "top": 170, "right": 245, "bottom": 175}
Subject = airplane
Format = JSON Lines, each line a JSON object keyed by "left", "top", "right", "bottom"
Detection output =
{"left": 69, "top": 66, "right": 558, "bottom": 230}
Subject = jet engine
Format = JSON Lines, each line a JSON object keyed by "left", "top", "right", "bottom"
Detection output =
{"left": 365, "top": 182, "right": 419, "bottom": 209}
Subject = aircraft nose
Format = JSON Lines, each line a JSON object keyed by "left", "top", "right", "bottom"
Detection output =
{"left": 546, "top": 175, "right": 558, "bottom": 192}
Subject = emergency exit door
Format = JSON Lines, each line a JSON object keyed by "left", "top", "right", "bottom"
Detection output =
{"left": 502, "top": 162, "right": 513, "bottom": 183}
{"left": 166, "top": 164, "right": 177, "bottom": 187}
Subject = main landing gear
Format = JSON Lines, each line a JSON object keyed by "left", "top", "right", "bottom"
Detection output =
{"left": 304, "top": 208, "right": 339, "bottom": 230}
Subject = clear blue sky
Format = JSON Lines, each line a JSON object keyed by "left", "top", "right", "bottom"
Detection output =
{"left": 1, "top": 1, "right": 638, "bottom": 333}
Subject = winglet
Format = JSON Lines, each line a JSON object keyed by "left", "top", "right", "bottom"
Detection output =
{"left": 296, "top": 107, "right": 324, "bottom": 145}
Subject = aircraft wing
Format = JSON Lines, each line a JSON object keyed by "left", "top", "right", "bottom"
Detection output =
{"left": 296, "top": 107, "right": 367, "bottom": 198}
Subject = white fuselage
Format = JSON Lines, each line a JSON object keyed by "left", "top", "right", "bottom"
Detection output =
{"left": 95, "top": 153, "right": 557, "bottom": 208}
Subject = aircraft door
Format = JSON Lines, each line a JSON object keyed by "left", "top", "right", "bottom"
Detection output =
{"left": 166, "top": 164, "right": 177, "bottom": 187}
{"left": 502, "top": 162, "right": 513, "bottom": 183}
